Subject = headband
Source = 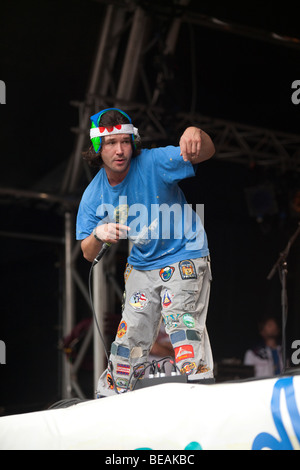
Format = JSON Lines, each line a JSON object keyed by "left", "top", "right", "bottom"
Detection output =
{"left": 90, "top": 124, "right": 139, "bottom": 139}
{"left": 89, "top": 107, "right": 139, "bottom": 153}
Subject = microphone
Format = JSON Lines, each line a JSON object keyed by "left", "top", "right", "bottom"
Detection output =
{"left": 92, "top": 242, "right": 111, "bottom": 267}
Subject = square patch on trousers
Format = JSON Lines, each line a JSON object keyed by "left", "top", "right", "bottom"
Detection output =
{"left": 179, "top": 260, "right": 197, "bottom": 279}
{"left": 117, "top": 345, "right": 130, "bottom": 359}
{"left": 170, "top": 330, "right": 186, "bottom": 345}
{"left": 116, "top": 363, "right": 130, "bottom": 376}
{"left": 186, "top": 330, "right": 201, "bottom": 341}
{"left": 174, "top": 344, "right": 194, "bottom": 362}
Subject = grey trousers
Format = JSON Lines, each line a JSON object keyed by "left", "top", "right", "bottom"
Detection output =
{"left": 96, "top": 256, "right": 213, "bottom": 397}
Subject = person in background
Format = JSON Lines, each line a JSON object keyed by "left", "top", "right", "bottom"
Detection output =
{"left": 244, "top": 316, "right": 283, "bottom": 378}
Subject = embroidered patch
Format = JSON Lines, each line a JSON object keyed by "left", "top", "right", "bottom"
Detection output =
{"left": 117, "top": 320, "right": 127, "bottom": 338}
{"left": 196, "top": 363, "right": 211, "bottom": 374}
{"left": 182, "top": 314, "right": 195, "bottom": 328}
{"left": 162, "top": 289, "right": 174, "bottom": 308}
{"left": 116, "top": 363, "right": 130, "bottom": 376}
{"left": 130, "top": 346, "right": 143, "bottom": 358}
{"left": 163, "top": 313, "right": 180, "bottom": 329}
{"left": 179, "top": 259, "right": 197, "bottom": 279}
{"left": 170, "top": 330, "right": 186, "bottom": 344}
{"left": 186, "top": 330, "right": 201, "bottom": 341}
{"left": 116, "top": 345, "right": 130, "bottom": 359}
{"left": 107, "top": 373, "right": 114, "bottom": 389}
{"left": 133, "top": 364, "right": 145, "bottom": 379}
{"left": 159, "top": 266, "right": 175, "bottom": 282}
{"left": 174, "top": 344, "right": 194, "bottom": 362}
{"left": 112, "top": 343, "right": 131, "bottom": 357}
{"left": 110, "top": 342, "right": 118, "bottom": 355}
{"left": 180, "top": 361, "right": 197, "bottom": 375}
{"left": 124, "top": 263, "right": 133, "bottom": 283}
{"left": 129, "top": 291, "right": 149, "bottom": 310}
{"left": 116, "top": 377, "right": 129, "bottom": 389}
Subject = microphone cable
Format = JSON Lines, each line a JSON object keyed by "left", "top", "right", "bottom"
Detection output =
{"left": 88, "top": 243, "right": 122, "bottom": 395}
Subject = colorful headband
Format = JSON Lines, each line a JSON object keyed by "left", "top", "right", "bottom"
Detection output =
{"left": 90, "top": 124, "right": 139, "bottom": 139}
{"left": 90, "top": 108, "right": 139, "bottom": 153}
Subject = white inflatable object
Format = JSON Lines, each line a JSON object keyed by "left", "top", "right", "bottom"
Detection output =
{"left": 0, "top": 376, "right": 299, "bottom": 450}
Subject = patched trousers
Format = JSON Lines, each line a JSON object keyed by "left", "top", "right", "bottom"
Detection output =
{"left": 96, "top": 256, "right": 214, "bottom": 397}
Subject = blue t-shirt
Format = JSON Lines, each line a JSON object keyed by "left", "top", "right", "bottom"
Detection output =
{"left": 76, "top": 146, "right": 209, "bottom": 270}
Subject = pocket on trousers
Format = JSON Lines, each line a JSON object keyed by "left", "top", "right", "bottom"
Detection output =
{"left": 181, "top": 284, "right": 199, "bottom": 312}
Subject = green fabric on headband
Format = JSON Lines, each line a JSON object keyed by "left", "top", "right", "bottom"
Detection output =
{"left": 90, "top": 121, "right": 101, "bottom": 153}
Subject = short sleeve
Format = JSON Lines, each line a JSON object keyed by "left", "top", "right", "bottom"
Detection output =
{"left": 76, "top": 199, "right": 99, "bottom": 240}
{"left": 151, "top": 146, "right": 196, "bottom": 185}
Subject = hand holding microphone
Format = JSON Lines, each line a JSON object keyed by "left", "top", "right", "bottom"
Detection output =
{"left": 92, "top": 223, "right": 130, "bottom": 266}
{"left": 94, "top": 222, "right": 130, "bottom": 244}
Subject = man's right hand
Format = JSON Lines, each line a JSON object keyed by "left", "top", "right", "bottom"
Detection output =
{"left": 94, "top": 223, "right": 130, "bottom": 244}
{"left": 81, "top": 223, "right": 130, "bottom": 262}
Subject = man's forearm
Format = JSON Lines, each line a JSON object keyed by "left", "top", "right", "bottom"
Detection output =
{"left": 197, "top": 129, "right": 215, "bottom": 163}
{"left": 81, "top": 233, "right": 103, "bottom": 262}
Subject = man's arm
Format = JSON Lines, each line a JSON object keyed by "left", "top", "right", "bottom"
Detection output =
{"left": 179, "top": 126, "right": 215, "bottom": 164}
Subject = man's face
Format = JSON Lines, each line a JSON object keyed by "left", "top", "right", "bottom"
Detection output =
{"left": 261, "top": 319, "right": 280, "bottom": 341}
{"left": 101, "top": 134, "right": 133, "bottom": 177}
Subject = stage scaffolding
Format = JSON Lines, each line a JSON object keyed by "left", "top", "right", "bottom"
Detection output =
{"left": 1, "top": 1, "right": 300, "bottom": 400}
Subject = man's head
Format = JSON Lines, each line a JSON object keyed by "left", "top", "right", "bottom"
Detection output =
{"left": 83, "top": 108, "right": 141, "bottom": 168}
{"left": 258, "top": 316, "right": 280, "bottom": 343}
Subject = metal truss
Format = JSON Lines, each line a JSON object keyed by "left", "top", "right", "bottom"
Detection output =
{"left": 175, "top": 113, "right": 300, "bottom": 172}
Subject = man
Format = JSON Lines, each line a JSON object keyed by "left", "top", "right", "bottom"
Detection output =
{"left": 244, "top": 316, "right": 283, "bottom": 377}
{"left": 76, "top": 108, "right": 215, "bottom": 396}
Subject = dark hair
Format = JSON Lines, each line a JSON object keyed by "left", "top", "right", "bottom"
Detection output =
{"left": 258, "top": 315, "right": 280, "bottom": 333}
{"left": 82, "top": 109, "right": 142, "bottom": 168}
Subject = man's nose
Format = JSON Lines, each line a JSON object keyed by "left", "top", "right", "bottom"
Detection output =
{"left": 116, "top": 142, "right": 124, "bottom": 154}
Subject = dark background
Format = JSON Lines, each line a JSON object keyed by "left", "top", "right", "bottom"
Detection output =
{"left": 0, "top": 0, "right": 300, "bottom": 415}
